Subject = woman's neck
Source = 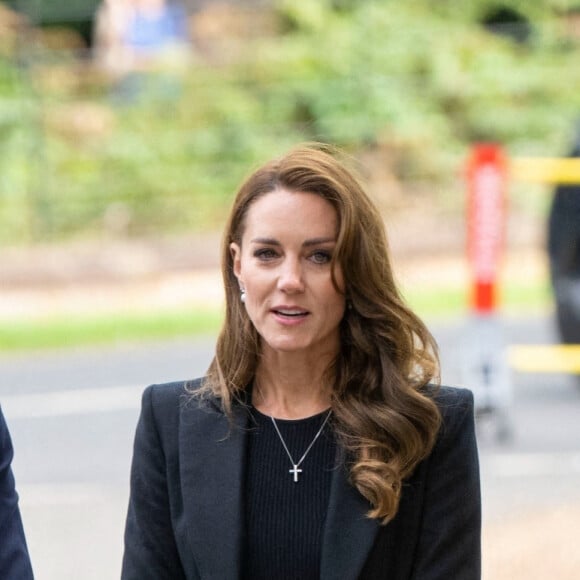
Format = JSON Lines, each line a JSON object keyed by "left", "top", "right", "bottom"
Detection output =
{"left": 253, "top": 350, "right": 333, "bottom": 419}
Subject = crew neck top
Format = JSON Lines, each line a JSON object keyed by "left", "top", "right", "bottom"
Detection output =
{"left": 242, "top": 407, "right": 336, "bottom": 580}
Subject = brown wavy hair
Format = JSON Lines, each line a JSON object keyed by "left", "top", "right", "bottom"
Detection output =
{"left": 200, "top": 143, "right": 441, "bottom": 524}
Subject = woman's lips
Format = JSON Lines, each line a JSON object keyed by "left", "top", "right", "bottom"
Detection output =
{"left": 271, "top": 307, "right": 310, "bottom": 323}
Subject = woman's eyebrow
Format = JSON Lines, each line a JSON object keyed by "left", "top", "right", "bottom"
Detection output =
{"left": 250, "top": 237, "right": 336, "bottom": 247}
{"left": 303, "top": 237, "right": 336, "bottom": 247}
{"left": 250, "top": 237, "right": 280, "bottom": 245}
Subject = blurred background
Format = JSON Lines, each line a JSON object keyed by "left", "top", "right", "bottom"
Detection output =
{"left": 1, "top": 1, "right": 579, "bottom": 578}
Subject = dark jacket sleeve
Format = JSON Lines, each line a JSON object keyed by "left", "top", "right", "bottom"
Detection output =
{"left": 411, "top": 388, "right": 481, "bottom": 579}
{"left": 0, "top": 407, "right": 34, "bottom": 580}
{"left": 121, "top": 385, "right": 187, "bottom": 580}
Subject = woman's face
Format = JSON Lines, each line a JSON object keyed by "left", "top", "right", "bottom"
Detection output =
{"left": 230, "top": 188, "right": 346, "bottom": 358}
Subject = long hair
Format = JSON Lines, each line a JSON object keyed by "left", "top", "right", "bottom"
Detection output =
{"left": 199, "top": 144, "right": 441, "bottom": 523}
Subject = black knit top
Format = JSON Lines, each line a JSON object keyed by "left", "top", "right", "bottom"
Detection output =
{"left": 243, "top": 408, "right": 336, "bottom": 580}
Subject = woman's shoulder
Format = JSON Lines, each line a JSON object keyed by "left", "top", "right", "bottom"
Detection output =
{"left": 143, "top": 377, "right": 214, "bottom": 416}
{"left": 424, "top": 384, "right": 476, "bottom": 439}
{"left": 145, "top": 377, "right": 202, "bottom": 398}
{"left": 139, "top": 378, "right": 226, "bottom": 442}
{"left": 430, "top": 384, "right": 474, "bottom": 408}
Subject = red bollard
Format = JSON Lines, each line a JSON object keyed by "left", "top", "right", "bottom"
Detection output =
{"left": 466, "top": 143, "right": 507, "bottom": 313}
{"left": 463, "top": 143, "right": 513, "bottom": 442}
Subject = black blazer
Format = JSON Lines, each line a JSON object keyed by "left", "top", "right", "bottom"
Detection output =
{"left": 0, "top": 407, "right": 34, "bottom": 580}
{"left": 122, "top": 381, "right": 481, "bottom": 580}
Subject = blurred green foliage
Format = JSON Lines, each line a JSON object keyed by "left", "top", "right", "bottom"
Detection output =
{"left": 2, "top": 0, "right": 580, "bottom": 244}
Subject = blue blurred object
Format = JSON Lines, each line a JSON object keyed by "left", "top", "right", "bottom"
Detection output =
{"left": 123, "top": 1, "right": 189, "bottom": 57}
{"left": 0, "top": 407, "right": 34, "bottom": 579}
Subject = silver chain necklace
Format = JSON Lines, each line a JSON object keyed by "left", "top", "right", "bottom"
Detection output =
{"left": 269, "top": 409, "right": 333, "bottom": 483}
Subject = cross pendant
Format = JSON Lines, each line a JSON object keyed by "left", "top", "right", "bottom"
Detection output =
{"left": 289, "top": 465, "right": 302, "bottom": 482}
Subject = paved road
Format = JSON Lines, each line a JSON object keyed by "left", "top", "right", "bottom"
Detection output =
{"left": 1, "top": 316, "right": 579, "bottom": 579}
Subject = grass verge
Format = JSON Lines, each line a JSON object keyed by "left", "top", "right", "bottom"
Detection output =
{"left": 404, "top": 278, "right": 552, "bottom": 321}
{"left": 0, "top": 309, "right": 224, "bottom": 352}
{"left": 0, "top": 280, "right": 552, "bottom": 352}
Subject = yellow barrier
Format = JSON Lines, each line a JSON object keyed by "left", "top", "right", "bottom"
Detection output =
{"left": 510, "top": 157, "right": 580, "bottom": 184}
{"left": 508, "top": 344, "right": 580, "bottom": 373}
{"left": 477, "top": 153, "right": 580, "bottom": 376}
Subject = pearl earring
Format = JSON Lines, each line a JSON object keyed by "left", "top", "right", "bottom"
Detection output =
{"left": 240, "top": 290, "right": 246, "bottom": 303}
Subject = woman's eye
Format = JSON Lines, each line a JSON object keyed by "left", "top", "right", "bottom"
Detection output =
{"left": 310, "top": 250, "right": 332, "bottom": 264}
{"left": 254, "top": 248, "right": 278, "bottom": 261}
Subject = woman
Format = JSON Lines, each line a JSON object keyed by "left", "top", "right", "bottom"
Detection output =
{"left": 122, "top": 145, "right": 481, "bottom": 579}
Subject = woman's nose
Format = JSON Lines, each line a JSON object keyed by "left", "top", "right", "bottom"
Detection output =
{"left": 277, "top": 258, "right": 305, "bottom": 293}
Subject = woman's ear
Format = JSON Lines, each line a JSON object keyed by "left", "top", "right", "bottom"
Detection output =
{"left": 230, "top": 242, "right": 242, "bottom": 280}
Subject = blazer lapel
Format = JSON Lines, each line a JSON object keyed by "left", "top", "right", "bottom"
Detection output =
{"left": 179, "top": 399, "right": 249, "bottom": 579}
{"left": 320, "top": 457, "right": 380, "bottom": 580}
{"left": 177, "top": 397, "right": 382, "bottom": 580}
